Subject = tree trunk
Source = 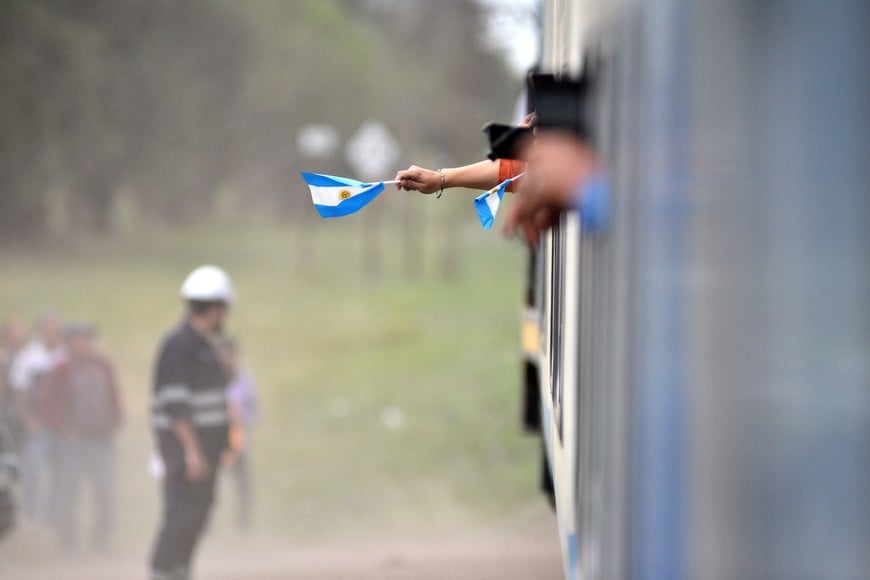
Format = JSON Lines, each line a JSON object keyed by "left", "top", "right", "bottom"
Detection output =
{"left": 69, "top": 169, "right": 115, "bottom": 235}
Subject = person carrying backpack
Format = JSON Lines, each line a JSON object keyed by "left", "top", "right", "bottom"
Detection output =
{"left": 43, "top": 322, "right": 123, "bottom": 552}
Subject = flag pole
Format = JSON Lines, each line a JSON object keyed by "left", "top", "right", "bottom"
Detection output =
{"left": 483, "top": 172, "right": 527, "bottom": 195}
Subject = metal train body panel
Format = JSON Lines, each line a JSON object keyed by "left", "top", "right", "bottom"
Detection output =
{"left": 527, "top": 0, "right": 870, "bottom": 578}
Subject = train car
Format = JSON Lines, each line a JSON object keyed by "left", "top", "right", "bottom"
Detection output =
{"left": 524, "top": 0, "right": 870, "bottom": 578}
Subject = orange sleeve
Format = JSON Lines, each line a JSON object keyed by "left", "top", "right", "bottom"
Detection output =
{"left": 498, "top": 159, "right": 525, "bottom": 192}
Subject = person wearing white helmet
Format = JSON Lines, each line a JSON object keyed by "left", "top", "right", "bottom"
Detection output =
{"left": 149, "top": 265, "right": 234, "bottom": 580}
{"left": 179, "top": 265, "right": 235, "bottom": 308}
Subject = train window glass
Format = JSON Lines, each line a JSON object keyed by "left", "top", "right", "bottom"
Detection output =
{"left": 550, "top": 219, "right": 565, "bottom": 443}
{"left": 524, "top": 247, "right": 536, "bottom": 306}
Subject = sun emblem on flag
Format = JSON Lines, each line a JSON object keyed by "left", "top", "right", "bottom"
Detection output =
{"left": 339, "top": 190, "right": 352, "bottom": 200}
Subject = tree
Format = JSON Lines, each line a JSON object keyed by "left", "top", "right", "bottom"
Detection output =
{"left": 0, "top": 0, "right": 518, "bottom": 242}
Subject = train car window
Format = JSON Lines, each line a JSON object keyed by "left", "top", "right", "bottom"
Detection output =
{"left": 524, "top": 246, "right": 536, "bottom": 307}
{"left": 549, "top": 220, "right": 565, "bottom": 443}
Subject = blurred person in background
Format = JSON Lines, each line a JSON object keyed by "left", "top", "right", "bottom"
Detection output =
{"left": 8, "top": 314, "right": 65, "bottom": 524}
{"left": 1, "top": 317, "right": 29, "bottom": 451}
{"left": 0, "top": 419, "right": 18, "bottom": 545}
{"left": 217, "top": 337, "right": 260, "bottom": 531}
{"left": 44, "top": 322, "right": 122, "bottom": 553}
{"left": 150, "top": 266, "right": 234, "bottom": 580}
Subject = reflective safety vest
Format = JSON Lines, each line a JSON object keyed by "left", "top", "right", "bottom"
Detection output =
{"left": 151, "top": 322, "right": 229, "bottom": 459}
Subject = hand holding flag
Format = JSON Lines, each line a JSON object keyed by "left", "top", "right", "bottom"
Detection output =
{"left": 302, "top": 169, "right": 527, "bottom": 229}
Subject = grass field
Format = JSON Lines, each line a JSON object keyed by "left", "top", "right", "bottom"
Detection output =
{"left": 0, "top": 217, "right": 548, "bottom": 565}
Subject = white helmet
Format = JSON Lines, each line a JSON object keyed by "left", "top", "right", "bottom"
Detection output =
{"left": 180, "top": 265, "right": 235, "bottom": 304}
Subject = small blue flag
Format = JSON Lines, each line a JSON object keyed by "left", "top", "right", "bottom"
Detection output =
{"left": 301, "top": 172, "right": 386, "bottom": 218}
{"left": 473, "top": 178, "right": 511, "bottom": 230}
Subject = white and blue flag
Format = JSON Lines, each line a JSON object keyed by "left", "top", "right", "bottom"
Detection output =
{"left": 301, "top": 172, "right": 386, "bottom": 218}
{"left": 474, "top": 172, "right": 525, "bottom": 230}
{"left": 473, "top": 179, "right": 509, "bottom": 230}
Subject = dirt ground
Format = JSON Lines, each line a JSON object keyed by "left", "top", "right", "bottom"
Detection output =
{"left": 2, "top": 517, "right": 564, "bottom": 580}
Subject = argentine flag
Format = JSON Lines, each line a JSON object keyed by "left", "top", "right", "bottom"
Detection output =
{"left": 473, "top": 178, "right": 511, "bottom": 230}
{"left": 301, "top": 172, "right": 386, "bottom": 218}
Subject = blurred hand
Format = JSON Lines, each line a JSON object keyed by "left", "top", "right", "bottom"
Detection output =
{"left": 528, "top": 131, "right": 597, "bottom": 207}
{"left": 503, "top": 132, "right": 599, "bottom": 246}
{"left": 503, "top": 190, "right": 560, "bottom": 247}
{"left": 395, "top": 165, "right": 441, "bottom": 194}
{"left": 221, "top": 449, "right": 239, "bottom": 467}
{"left": 518, "top": 112, "right": 536, "bottom": 128}
{"left": 184, "top": 447, "right": 209, "bottom": 482}
{"left": 229, "top": 423, "right": 246, "bottom": 453}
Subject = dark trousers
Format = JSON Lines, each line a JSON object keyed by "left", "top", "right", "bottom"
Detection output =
{"left": 149, "top": 459, "right": 219, "bottom": 578}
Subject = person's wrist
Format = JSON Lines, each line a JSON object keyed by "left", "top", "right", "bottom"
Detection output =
{"left": 436, "top": 169, "right": 447, "bottom": 198}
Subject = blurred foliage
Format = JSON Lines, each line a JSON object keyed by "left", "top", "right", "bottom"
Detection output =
{"left": 0, "top": 0, "right": 517, "bottom": 239}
